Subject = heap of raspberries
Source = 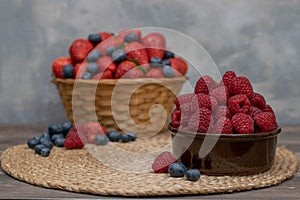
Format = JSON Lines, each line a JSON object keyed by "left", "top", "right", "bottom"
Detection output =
{"left": 170, "top": 71, "right": 278, "bottom": 134}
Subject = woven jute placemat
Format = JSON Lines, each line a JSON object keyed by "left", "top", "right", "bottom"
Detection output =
{"left": 1, "top": 134, "right": 298, "bottom": 197}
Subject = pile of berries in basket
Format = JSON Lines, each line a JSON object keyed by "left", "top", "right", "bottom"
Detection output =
{"left": 52, "top": 30, "right": 188, "bottom": 80}
{"left": 170, "top": 71, "right": 278, "bottom": 134}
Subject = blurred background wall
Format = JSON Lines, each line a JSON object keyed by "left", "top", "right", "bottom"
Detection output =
{"left": 0, "top": 0, "right": 299, "bottom": 124}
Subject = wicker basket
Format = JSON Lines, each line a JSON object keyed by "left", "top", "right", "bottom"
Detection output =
{"left": 52, "top": 77, "right": 186, "bottom": 135}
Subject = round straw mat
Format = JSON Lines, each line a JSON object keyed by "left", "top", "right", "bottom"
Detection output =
{"left": 1, "top": 134, "right": 298, "bottom": 197}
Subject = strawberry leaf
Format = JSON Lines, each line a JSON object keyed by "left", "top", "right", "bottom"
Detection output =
{"left": 137, "top": 66, "right": 147, "bottom": 75}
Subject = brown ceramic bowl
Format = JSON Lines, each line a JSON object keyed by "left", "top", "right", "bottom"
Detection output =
{"left": 169, "top": 125, "right": 281, "bottom": 175}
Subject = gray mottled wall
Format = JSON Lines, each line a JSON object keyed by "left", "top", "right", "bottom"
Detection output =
{"left": 0, "top": 0, "right": 300, "bottom": 124}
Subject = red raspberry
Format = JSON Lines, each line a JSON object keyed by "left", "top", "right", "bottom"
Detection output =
{"left": 64, "top": 126, "right": 85, "bottom": 149}
{"left": 210, "top": 86, "right": 229, "bottom": 105}
{"left": 187, "top": 107, "right": 212, "bottom": 133}
{"left": 213, "top": 105, "right": 232, "bottom": 121}
{"left": 171, "top": 120, "right": 180, "bottom": 129}
{"left": 229, "top": 76, "right": 254, "bottom": 99}
{"left": 174, "top": 94, "right": 195, "bottom": 109}
{"left": 171, "top": 109, "right": 181, "bottom": 122}
{"left": 254, "top": 112, "right": 277, "bottom": 132}
{"left": 152, "top": 151, "right": 177, "bottom": 173}
{"left": 69, "top": 39, "right": 93, "bottom": 63}
{"left": 215, "top": 117, "right": 233, "bottom": 134}
{"left": 248, "top": 106, "right": 262, "bottom": 119}
{"left": 263, "top": 104, "right": 275, "bottom": 114}
{"left": 193, "top": 93, "right": 218, "bottom": 111}
{"left": 180, "top": 115, "right": 190, "bottom": 129}
{"left": 82, "top": 122, "right": 107, "bottom": 143}
{"left": 222, "top": 71, "right": 236, "bottom": 88}
{"left": 180, "top": 103, "right": 198, "bottom": 118}
{"left": 228, "top": 94, "right": 251, "bottom": 114}
{"left": 194, "top": 75, "right": 217, "bottom": 94}
{"left": 251, "top": 93, "right": 266, "bottom": 109}
{"left": 231, "top": 113, "right": 254, "bottom": 134}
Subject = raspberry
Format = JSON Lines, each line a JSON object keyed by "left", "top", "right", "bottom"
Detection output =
{"left": 187, "top": 107, "right": 212, "bottom": 133}
{"left": 251, "top": 93, "right": 266, "bottom": 109}
{"left": 174, "top": 94, "right": 195, "bottom": 109}
{"left": 180, "top": 115, "right": 190, "bottom": 129}
{"left": 171, "top": 120, "right": 180, "bottom": 128}
{"left": 171, "top": 109, "right": 181, "bottom": 122}
{"left": 248, "top": 106, "right": 262, "bottom": 118}
{"left": 194, "top": 75, "right": 217, "bottom": 94}
{"left": 83, "top": 122, "right": 107, "bottom": 143}
{"left": 222, "top": 71, "right": 236, "bottom": 88}
{"left": 64, "top": 127, "right": 85, "bottom": 149}
{"left": 210, "top": 86, "right": 229, "bottom": 105}
{"left": 193, "top": 93, "right": 218, "bottom": 111}
{"left": 152, "top": 151, "right": 177, "bottom": 173}
{"left": 254, "top": 112, "right": 277, "bottom": 132}
{"left": 228, "top": 94, "right": 251, "bottom": 114}
{"left": 263, "top": 104, "right": 275, "bottom": 114}
{"left": 229, "top": 76, "right": 254, "bottom": 99}
{"left": 231, "top": 113, "right": 254, "bottom": 134}
{"left": 180, "top": 103, "right": 198, "bottom": 118}
{"left": 215, "top": 117, "right": 233, "bottom": 134}
{"left": 213, "top": 105, "right": 232, "bottom": 121}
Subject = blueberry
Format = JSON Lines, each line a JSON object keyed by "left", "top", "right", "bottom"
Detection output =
{"left": 185, "top": 169, "right": 201, "bottom": 181}
{"left": 106, "top": 46, "right": 117, "bottom": 56}
{"left": 62, "top": 122, "right": 73, "bottom": 135}
{"left": 27, "top": 138, "right": 39, "bottom": 149}
{"left": 162, "top": 65, "right": 175, "bottom": 78}
{"left": 39, "top": 137, "right": 53, "bottom": 149}
{"left": 107, "top": 130, "right": 121, "bottom": 142}
{"left": 40, "top": 148, "right": 51, "bottom": 157}
{"left": 150, "top": 57, "right": 162, "bottom": 68}
{"left": 54, "top": 138, "right": 65, "bottom": 147}
{"left": 163, "top": 50, "right": 175, "bottom": 59}
{"left": 95, "top": 135, "right": 109, "bottom": 145}
{"left": 88, "top": 33, "right": 102, "bottom": 45}
{"left": 124, "top": 33, "right": 138, "bottom": 43}
{"left": 33, "top": 135, "right": 41, "bottom": 141}
{"left": 162, "top": 59, "right": 171, "bottom": 66}
{"left": 42, "top": 132, "right": 50, "bottom": 139}
{"left": 62, "top": 64, "right": 74, "bottom": 78}
{"left": 120, "top": 134, "right": 130, "bottom": 143}
{"left": 86, "top": 62, "right": 99, "bottom": 75}
{"left": 168, "top": 162, "right": 187, "bottom": 177}
{"left": 34, "top": 144, "right": 45, "bottom": 154}
{"left": 82, "top": 72, "right": 92, "bottom": 79}
{"left": 51, "top": 133, "right": 64, "bottom": 142}
{"left": 87, "top": 50, "right": 101, "bottom": 62}
{"left": 48, "top": 124, "right": 63, "bottom": 135}
{"left": 112, "top": 49, "right": 126, "bottom": 63}
{"left": 126, "top": 132, "right": 137, "bottom": 141}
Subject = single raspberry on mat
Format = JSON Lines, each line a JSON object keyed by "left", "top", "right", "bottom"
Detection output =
{"left": 222, "top": 71, "right": 237, "bottom": 88}
{"left": 174, "top": 94, "right": 195, "bottom": 109}
{"left": 228, "top": 94, "right": 251, "bottom": 114}
{"left": 254, "top": 112, "right": 277, "bottom": 132}
{"left": 213, "top": 105, "right": 232, "bottom": 121}
{"left": 193, "top": 93, "right": 218, "bottom": 111}
{"left": 64, "top": 127, "right": 85, "bottom": 149}
{"left": 194, "top": 75, "right": 217, "bottom": 94}
{"left": 251, "top": 93, "right": 266, "bottom": 109}
{"left": 248, "top": 106, "right": 262, "bottom": 119}
{"left": 231, "top": 113, "right": 254, "bottom": 134}
{"left": 214, "top": 117, "right": 233, "bottom": 134}
{"left": 152, "top": 151, "right": 177, "bottom": 173}
{"left": 210, "top": 86, "right": 229, "bottom": 105}
{"left": 187, "top": 107, "right": 212, "bottom": 133}
{"left": 229, "top": 76, "right": 254, "bottom": 99}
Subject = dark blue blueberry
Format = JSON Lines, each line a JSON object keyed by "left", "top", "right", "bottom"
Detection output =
{"left": 62, "top": 122, "right": 73, "bottom": 135}
{"left": 120, "top": 134, "right": 130, "bottom": 143}
{"left": 33, "top": 135, "right": 41, "bottom": 142}
{"left": 34, "top": 144, "right": 45, "bottom": 154}
{"left": 168, "top": 162, "right": 187, "bottom": 177}
{"left": 112, "top": 49, "right": 126, "bottom": 63}
{"left": 124, "top": 33, "right": 138, "bottom": 43}
{"left": 48, "top": 124, "right": 63, "bottom": 135}
{"left": 163, "top": 50, "right": 175, "bottom": 59}
{"left": 185, "top": 169, "right": 201, "bottom": 181}
{"left": 162, "top": 59, "right": 171, "bottom": 66}
{"left": 107, "top": 130, "right": 121, "bottom": 142}
{"left": 39, "top": 137, "right": 53, "bottom": 149}
{"left": 40, "top": 148, "right": 51, "bottom": 157}
{"left": 42, "top": 132, "right": 50, "bottom": 139}
{"left": 62, "top": 64, "right": 74, "bottom": 78}
{"left": 126, "top": 132, "right": 137, "bottom": 141}
{"left": 54, "top": 138, "right": 65, "bottom": 147}
{"left": 27, "top": 138, "right": 39, "bottom": 149}
{"left": 87, "top": 50, "right": 101, "bottom": 62}
{"left": 88, "top": 33, "right": 102, "bottom": 45}
{"left": 150, "top": 57, "right": 163, "bottom": 68}
{"left": 86, "top": 62, "right": 99, "bottom": 75}
{"left": 82, "top": 72, "right": 92, "bottom": 79}
{"left": 162, "top": 65, "right": 175, "bottom": 78}
{"left": 95, "top": 135, "right": 109, "bottom": 145}
{"left": 106, "top": 46, "right": 117, "bottom": 56}
{"left": 51, "top": 133, "right": 64, "bottom": 142}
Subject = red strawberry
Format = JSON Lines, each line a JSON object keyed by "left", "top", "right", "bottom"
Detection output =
{"left": 64, "top": 126, "right": 85, "bottom": 149}
{"left": 83, "top": 122, "right": 107, "bottom": 144}
{"left": 74, "top": 62, "right": 88, "bottom": 79}
{"left": 121, "top": 66, "right": 145, "bottom": 79}
{"left": 52, "top": 57, "right": 72, "bottom": 78}
{"left": 152, "top": 151, "right": 177, "bottom": 173}
{"left": 115, "top": 60, "right": 136, "bottom": 79}
{"left": 169, "top": 57, "right": 188, "bottom": 76}
{"left": 96, "top": 36, "right": 124, "bottom": 55}
{"left": 142, "top": 33, "right": 166, "bottom": 59}
{"left": 69, "top": 39, "right": 93, "bottom": 63}
{"left": 92, "top": 71, "right": 113, "bottom": 79}
{"left": 98, "top": 32, "right": 114, "bottom": 42}
{"left": 97, "top": 56, "right": 117, "bottom": 74}
{"left": 119, "top": 29, "right": 142, "bottom": 41}
{"left": 146, "top": 68, "right": 164, "bottom": 78}
{"left": 124, "top": 42, "right": 149, "bottom": 65}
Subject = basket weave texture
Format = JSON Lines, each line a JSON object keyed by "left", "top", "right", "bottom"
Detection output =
{"left": 53, "top": 77, "right": 185, "bottom": 134}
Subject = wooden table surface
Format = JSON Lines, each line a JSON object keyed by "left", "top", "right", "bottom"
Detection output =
{"left": 0, "top": 124, "right": 299, "bottom": 199}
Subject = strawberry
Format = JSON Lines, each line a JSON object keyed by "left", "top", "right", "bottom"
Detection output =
{"left": 74, "top": 62, "right": 88, "bottom": 79}
{"left": 122, "top": 66, "right": 145, "bottom": 79}
{"left": 124, "top": 42, "right": 149, "bottom": 65}
{"left": 115, "top": 60, "right": 136, "bottom": 79}
{"left": 146, "top": 68, "right": 164, "bottom": 78}
{"left": 152, "top": 151, "right": 177, "bottom": 173}
{"left": 64, "top": 126, "right": 85, "bottom": 149}
{"left": 92, "top": 71, "right": 113, "bottom": 79}
{"left": 69, "top": 39, "right": 93, "bottom": 63}
{"left": 119, "top": 29, "right": 142, "bottom": 41}
{"left": 169, "top": 57, "right": 188, "bottom": 76}
{"left": 52, "top": 57, "right": 72, "bottom": 78}
{"left": 83, "top": 122, "right": 107, "bottom": 144}
{"left": 96, "top": 36, "right": 124, "bottom": 55}
{"left": 142, "top": 33, "right": 166, "bottom": 59}
{"left": 98, "top": 32, "right": 114, "bottom": 41}
{"left": 97, "top": 56, "right": 117, "bottom": 74}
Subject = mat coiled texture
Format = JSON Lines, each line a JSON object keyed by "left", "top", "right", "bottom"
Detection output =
{"left": 1, "top": 134, "right": 298, "bottom": 197}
